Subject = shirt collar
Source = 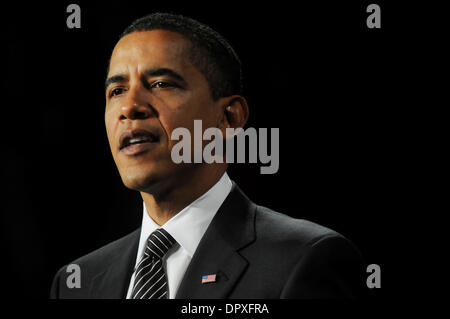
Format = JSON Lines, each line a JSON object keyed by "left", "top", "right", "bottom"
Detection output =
{"left": 136, "top": 172, "right": 232, "bottom": 262}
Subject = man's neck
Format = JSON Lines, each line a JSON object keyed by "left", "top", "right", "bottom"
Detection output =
{"left": 140, "top": 165, "right": 227, "bottom": 226}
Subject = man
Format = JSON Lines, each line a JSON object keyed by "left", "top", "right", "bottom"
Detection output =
{"left": 50, "top": 12, "right": 366, "bottom": 299}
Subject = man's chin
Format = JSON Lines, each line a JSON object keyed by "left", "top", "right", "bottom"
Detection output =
{"left": 122, "top": 174, "right": 160, "bottom": 193}
{"left": 119, "top": 163, "right": 198, "bottom": 195}
{"left": 120, "top": 168, "right": 182, "bottom": 196}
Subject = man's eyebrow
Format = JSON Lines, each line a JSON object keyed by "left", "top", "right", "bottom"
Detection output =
{"left": 105, "top": 74, "right": 127, "bottom": 91}
{"left": 145, "top": 68, "right": 187, "bottom": 84}
{"left": 104, "top": 68, "right": 187, "bottom": 91}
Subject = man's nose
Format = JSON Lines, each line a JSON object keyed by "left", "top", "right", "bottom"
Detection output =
{"left": 119, "top": 101, "right": 154, "bottom": 120}
{"left": 119, "top": 82, "right": 157, "bottom": 120}
{"left": 118, "top": 81, "right": 159, "bottom": 120}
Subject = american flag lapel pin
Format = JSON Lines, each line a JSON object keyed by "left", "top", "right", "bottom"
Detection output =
{"left": 201, "top": 274, "right": 217, "bottom": 284}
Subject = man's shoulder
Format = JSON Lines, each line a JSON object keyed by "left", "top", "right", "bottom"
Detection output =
{"left": 230, "top": 183, "right": 345, "bottom": 246}
{"left": 253, "top": 204, "right": 346, "bottom": 246}
{"left": 247, "top": 204, "right": 366, "bottom": 299}
{"left": 50, "top": 229, "right": 140, "bottom": 299}
{"left": 68, "top": 228, "right": 140, "bottom": 271}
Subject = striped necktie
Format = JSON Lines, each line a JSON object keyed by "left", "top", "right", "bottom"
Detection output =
{"left": 131, "top": 228, "right": 176, "bottom": 299}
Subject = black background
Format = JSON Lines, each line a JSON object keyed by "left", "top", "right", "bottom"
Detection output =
{"left": 1, "top": 0, "right": 421, "bottom": 301}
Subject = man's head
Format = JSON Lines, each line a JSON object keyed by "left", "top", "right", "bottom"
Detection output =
{"left": 120, "top": 13, "right": 243, "bottom": 101}
{"left": 104, "top": 13, "right": 248, "bottom": 195}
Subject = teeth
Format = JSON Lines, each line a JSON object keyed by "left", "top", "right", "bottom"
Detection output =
{"left": 122, "top": 133, "right": 158, "bottom": 149}
{"left": 129, "top": 137, "right": 147, "bottom": 144}
{"left": 129, "top": 137, "right": 143, "bottom": 143}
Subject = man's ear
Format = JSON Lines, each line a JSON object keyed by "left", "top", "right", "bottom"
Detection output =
{"left": 218, "top": 95, "right": 249, "bottom": 137}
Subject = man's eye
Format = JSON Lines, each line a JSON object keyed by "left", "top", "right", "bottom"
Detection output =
{"left": 110, "top": 87, "right": 126, "bottom": 97}
{"left": 151, "top": 81, "right": 174, "bottom": 89}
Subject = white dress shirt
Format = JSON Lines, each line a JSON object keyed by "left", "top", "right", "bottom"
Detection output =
{"left": 126, "top": 172, "right": 232, "bottom": 299}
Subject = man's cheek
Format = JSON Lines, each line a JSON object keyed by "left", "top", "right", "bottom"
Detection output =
{"left": 105, "top": 130, "right": 115, "bottom": 153}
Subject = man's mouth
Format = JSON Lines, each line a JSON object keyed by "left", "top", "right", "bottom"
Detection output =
{"left": 119, "top": 129, "right": 160, "bottom": 155}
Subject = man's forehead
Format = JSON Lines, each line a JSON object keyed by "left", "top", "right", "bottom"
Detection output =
{"left": 107, "top": 30, "right": 192, "bottom": 78}
{"left": 110, "top": 30, "right": 189, "bottom": 64}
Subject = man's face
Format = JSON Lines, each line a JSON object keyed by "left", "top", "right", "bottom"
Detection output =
{"left": 105, "top": 30, "right": 222, "bottom": 192}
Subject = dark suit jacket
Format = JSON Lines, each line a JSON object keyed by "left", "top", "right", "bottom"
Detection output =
{"left": 50, "top": 183, "right": 367, "bottom": 299}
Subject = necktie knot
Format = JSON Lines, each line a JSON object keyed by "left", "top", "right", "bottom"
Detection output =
{"left": 145, "top": 228, "right": 176, "bottom": 259}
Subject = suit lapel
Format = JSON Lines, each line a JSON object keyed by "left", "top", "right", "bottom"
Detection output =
{"left": 175, "top": 183, "right": 256, "bottom": 299}
{"left": 89, "top": 228, "right": 140, "bottom": 299}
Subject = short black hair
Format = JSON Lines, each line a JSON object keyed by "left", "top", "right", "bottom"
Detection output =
{"left": 120, "top": 12, "right": 242, "bottom": 101}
